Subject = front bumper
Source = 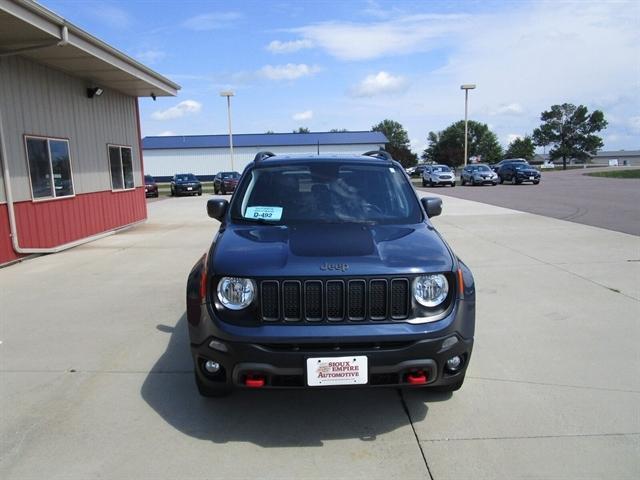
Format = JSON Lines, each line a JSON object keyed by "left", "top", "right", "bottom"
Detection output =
{"left": 145, "top": 186, "right": 158, "bottom": 197}
{"left": 472, "top": 177, "right": 497, "bottom": 184}
{"left": 189, "top": 299, "right": 474, "bottom": 390}
{"left": 516, "top": 174, "right": 540, "bottom": 183}
{"left": 175, "top": 185, "right": 202, "bottom": 194}
{"left": 431, "top": 177, "right": 455, "bottom": 185}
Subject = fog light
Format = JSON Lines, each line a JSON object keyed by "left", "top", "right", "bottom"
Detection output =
{"left": 204, "top": 360, "right": 220, "bottom": 373}
{"left": 446, "top": 355, "right": 462, "bottom": 372}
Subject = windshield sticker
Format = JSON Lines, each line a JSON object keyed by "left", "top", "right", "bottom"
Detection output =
{"left": 245, "top": 206, "right": 283, "bottom": 221}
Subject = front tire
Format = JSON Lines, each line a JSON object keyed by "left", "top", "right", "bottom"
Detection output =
{"left": 461, "top": 178, "right": 466, "bottom": 186}
{"left": 533, "top": 180, "right": 540, "bottom": 185}
{"left": 499, "top": 176, "right": 504, "bottom": 184}
{"left": 422, "top": 179, "right": 427, "bottom": 187}
{"left": 451, "top": 182, "right": 455, "bottom": 187}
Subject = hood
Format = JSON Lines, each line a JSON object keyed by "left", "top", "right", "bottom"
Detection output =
{"left": 211, "top": 222, "right": 453, "bottom": 277}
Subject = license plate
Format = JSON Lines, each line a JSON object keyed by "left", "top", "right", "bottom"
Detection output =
{"left": 529, "top": 176, "right": 534, "bottom": 180}
{"left": 187, "top": 187, "right": 193, "bottom": 190}
{"left": 306, "top": 356, "right": 368, "bottom": 386}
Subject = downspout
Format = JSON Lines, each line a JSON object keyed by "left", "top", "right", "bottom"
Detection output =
{"left": 0, "top": 26, "right": 68, "bottom": 57}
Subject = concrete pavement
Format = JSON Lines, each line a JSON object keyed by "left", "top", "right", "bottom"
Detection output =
{"left": 1, "top": 193, "right": 638, "bottom": 479}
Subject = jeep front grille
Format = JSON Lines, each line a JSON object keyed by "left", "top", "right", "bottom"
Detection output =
{"left": 259, "top": 278, "right": 410, "bottom": 323}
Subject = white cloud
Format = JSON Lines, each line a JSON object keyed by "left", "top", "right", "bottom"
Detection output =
{"left": 292, "top": 14, "right": 468, "bottom": 61}
{"left": 350, "top": 71, "right": 408, "bottom": 97}
{"left": 490, "top": 103, "right": 525, "bottom": 116}
{"left": 182, "top": 12, "right": 242, "bottom": 31}
{"left": 157, "top": 131, "right": 176, "bottom": 136}
{"left": 259, "top": 64, "right": 321, "bottom": 80}
{"left": 292, "top": 110, "right": 313, "bottom": 121}
{"left": 266, "top": 39, "right": 314, "bottom": 54}
{"left": 506, "top": 134, "right": 523, "bottom": 145}
{"left": 135, "top": 50, "right": 166, "bottom": 65}
{"left": 151, "top": 100, "right": 202, "bottom": 121}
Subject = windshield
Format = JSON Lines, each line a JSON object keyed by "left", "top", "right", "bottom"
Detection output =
{"left": 514, "top": 164, "right": 532, "bottom": 170}
{"left": 231, "top": 163, "right": 422, "bottom": 225}
{"left": 176, "top": 174, "right": 197, "bottom": 182}
{"left": 432, "top": 165, "right": 451, "bottom": 173}
{"left": 144, "top": 175, "right": 154, "bottom": 183}
{"left": 469, "top": 165, "right": 491, "bottom": 172}
{"left": 221, "top": 172, "right": 240, "bottom": 179}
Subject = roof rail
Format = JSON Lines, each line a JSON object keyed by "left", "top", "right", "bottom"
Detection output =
{"left": 254, "top": 151, "right": 276, "bottom": 162}
{"left": 363, "top": 150, "right": 393, "bottom": 161}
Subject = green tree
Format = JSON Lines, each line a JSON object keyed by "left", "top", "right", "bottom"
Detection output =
{"left": 504, "top": 136, "right": 535, "bottom": 161}
{"left": 329, "top": 128, "right": 349, "bottom": 132}
{"left": 532, "top": 103, "right": 607, "bottom": 169}
{"left": 265, "top": 130, "right": 275, "bottom": 134}
{"left": 293, "top": 127, "right": 310, "bottom": 133}
{"left": 421, "top": 131, "right": 440, "bottom": 162}
{"left": 371, "top": 119, "right": 417, "bottom": 168}
{"left": 423, "top": 120, "right": 502, "bottom": 167}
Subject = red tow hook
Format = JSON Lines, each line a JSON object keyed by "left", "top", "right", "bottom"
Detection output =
{"left": 245, "top": 374, "right": 265, "bottom": 388}
{"left": 407, "top": 371, "right": 428, "bottom": 385}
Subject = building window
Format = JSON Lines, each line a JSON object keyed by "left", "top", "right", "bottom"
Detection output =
{"left": 25, "top": 136, "right": 74, "bottom": 199}
{"left": 108, "top": 145, "right": 135, "bottom": 190}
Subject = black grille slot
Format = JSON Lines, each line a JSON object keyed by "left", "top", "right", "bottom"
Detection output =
{"left": 282, "top": 281, "right": 302, "bottom": 321}
{"left": 348, "top": 280, "right": 366, "bottom": 320}
{"left": 391, "top": 279, "right": 409, "bottom": 319}
{"left": 261, "top": 281, "right": 279, "bottom": 321}
{"left": 369, "top": 280, "right": 388, "bottom": 320}
{"left": 304, "top": 281, "right": 323, "bottom": 321}
{"left": 259, "top": 277, "right": 410, "bottom": 322}
{"left": 326, "top": 280, "right": 345, "bottom": 321}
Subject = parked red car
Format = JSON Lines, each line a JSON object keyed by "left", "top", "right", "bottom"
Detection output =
{"left": 213, "top": 171, "right": 240, "bottom": 195}
{"left": 144, "top": 175, "right": 159, "bottom": 198}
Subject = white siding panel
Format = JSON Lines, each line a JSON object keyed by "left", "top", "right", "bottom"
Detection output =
{"left": 0, "top": 56, "right": 142, "bottom": 202}
{"left": 143, "top": 143, "right": 385, "bottom": 177}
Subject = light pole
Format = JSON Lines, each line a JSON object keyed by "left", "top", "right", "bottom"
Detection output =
{"left": 220, "top": 90, "right": 235, "bottom": 171}
{"left": 460, "top": 84, "right": 476, "bottom": 167}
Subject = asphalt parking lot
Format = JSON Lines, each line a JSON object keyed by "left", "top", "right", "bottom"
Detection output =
{"left": 417, "top": 167, "right": 640, "bottom": 236}
{"left": 1, "top": 194, "right": 639, "bottom": 479}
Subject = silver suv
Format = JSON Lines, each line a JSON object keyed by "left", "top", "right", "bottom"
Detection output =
{"left": 422, "top": 165, "right": 456, "bottom": 187}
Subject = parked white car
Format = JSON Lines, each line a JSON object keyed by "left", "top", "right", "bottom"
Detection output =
{"left": 422, "top": 165, "right": 456, "bottom": 187}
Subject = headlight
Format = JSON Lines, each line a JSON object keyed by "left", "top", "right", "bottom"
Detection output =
{"left": 217, "top": 277, "right": 255, "bottom": 310}
{"left": 413, "top": 274, "right": 449, "bottom": 307}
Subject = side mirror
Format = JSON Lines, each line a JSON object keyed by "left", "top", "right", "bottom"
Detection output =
{"left": 207, "top": 198, "right": 229, "bottom": 221}
{"left": 421, "top": 197, "right": 442, "bottom": 218}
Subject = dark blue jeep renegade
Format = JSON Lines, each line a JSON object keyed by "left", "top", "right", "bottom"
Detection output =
{"left": 186, "top": 151, "right": 475, "bottom": 397}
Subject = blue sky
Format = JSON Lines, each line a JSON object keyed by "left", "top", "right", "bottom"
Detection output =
{"left": 44, "top": 0, "right": 639, "bottom": 152}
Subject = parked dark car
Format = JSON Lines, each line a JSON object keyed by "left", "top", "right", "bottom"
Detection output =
{"left": 498, "top": 163, "right": 541, "bottom": 184}
{"left": 186, "top": 150, "right": 475, "bottom": 397}
{"left": 144, "top": 174, "right": 158, "bottom": 198}
{"left": 460, "top": 164, "right": 498, "bottom": 186}
{"left": 213, "top": 171, "right": 240, "bottom": 195}
{"left": 490, "top": 158, "right": 527, "bottom": 173}
{"left": 171, "top": 173, "right": 202, "bottom": 196}
{"left": 422, "top": 164, "right": 456, "bottom": 187}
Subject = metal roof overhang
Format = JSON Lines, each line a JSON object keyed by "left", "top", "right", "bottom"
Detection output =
{"left": 0, "top": 0, "right": 179, "bottom": 97}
